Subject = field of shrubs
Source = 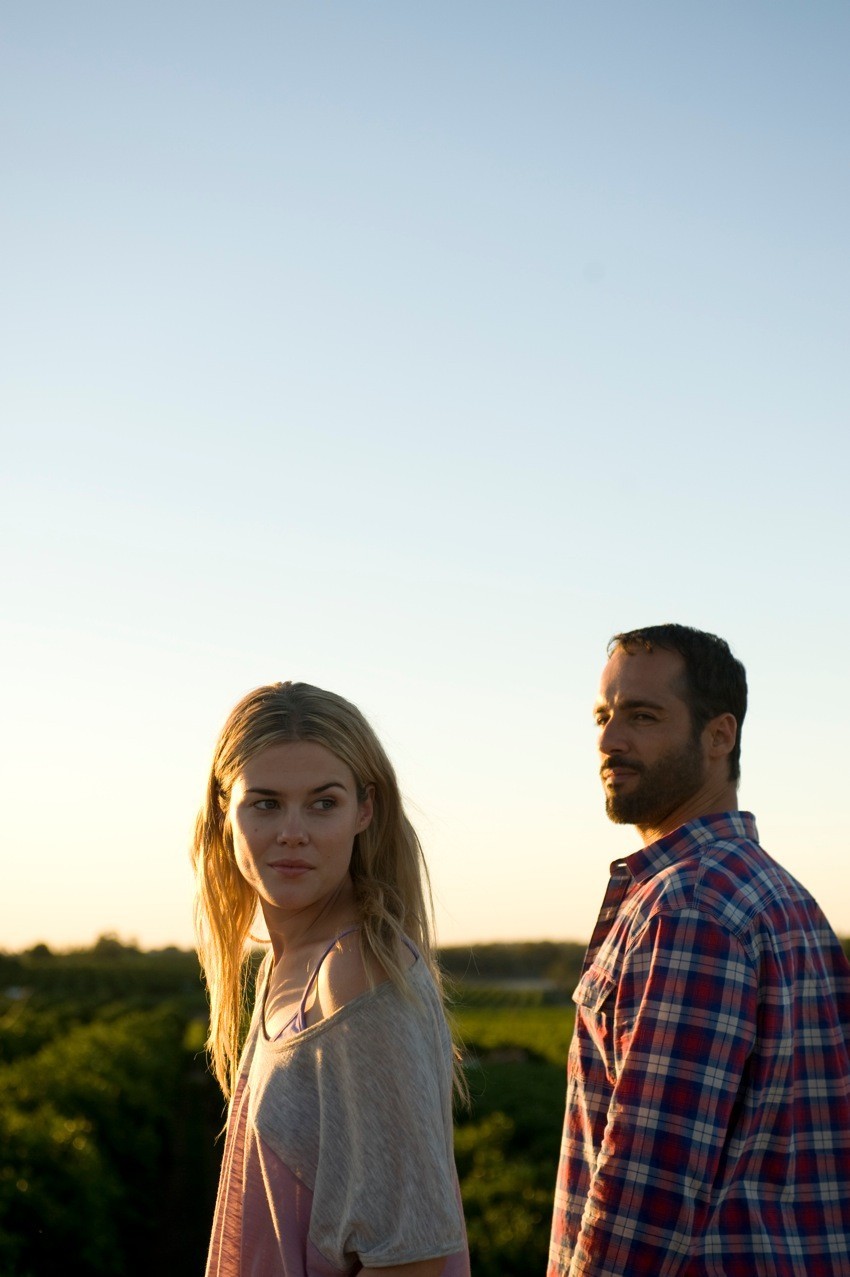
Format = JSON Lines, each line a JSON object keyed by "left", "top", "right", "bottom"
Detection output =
{"left": 0, "top": 938, "right": 582, "bottom": 1276}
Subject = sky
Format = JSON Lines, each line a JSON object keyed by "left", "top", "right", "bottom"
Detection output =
{"left": 2, "top": 1, "right": 849, "bottom": 954}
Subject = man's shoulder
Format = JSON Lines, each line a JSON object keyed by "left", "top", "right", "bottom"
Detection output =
{"left": 630, "top": 814, "right": 802, "bottom": 938}
{"left": 691, "top": 831, "right": 782, "bottom": 933}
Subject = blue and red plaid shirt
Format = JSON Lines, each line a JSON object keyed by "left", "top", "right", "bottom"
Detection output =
{"left": 548, "top": 812, "right": 850, "bottom": 1276}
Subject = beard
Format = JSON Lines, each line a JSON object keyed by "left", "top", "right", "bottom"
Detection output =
{"left": 603, "top": 735, "right": 706, "bottom": 828}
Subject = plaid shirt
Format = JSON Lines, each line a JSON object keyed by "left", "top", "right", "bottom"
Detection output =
{"left": 548, "top": 812, "right": 850, "bottom": 1277}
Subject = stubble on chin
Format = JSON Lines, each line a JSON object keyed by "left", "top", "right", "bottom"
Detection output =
{"left": 604, "top": 783, "right": 660, "bottom": 826}
{"left": 605, "top": 791, "right": 637, "bottom": 824}
{"left": 602, "top": 739, "right": 705, "bottom": 830}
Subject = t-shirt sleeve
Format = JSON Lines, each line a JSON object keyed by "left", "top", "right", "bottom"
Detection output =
{"left": 306, "top": 984, "right": 466, "bottom": 1269}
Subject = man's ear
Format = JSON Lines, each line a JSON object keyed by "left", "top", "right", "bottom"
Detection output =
{"left": 705, "top": 712, "right": 737, "bottom": 761}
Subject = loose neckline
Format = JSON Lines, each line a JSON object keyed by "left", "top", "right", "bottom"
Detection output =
{"left": 257, "top": 932, "right": 422, "bottom": 1049}
{"left": 260, "top": 924, "right": 362, "bottom": 1043}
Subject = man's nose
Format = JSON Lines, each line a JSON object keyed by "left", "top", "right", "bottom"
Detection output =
{"left": 598, "top": 717, "right": 627, "bottom": 756}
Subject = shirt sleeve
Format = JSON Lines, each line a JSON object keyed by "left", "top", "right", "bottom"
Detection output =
{"left": 306, "top": 983, "right": 466, "bottom": 1270}
{"left": 570, "top": 908, "right": 757, "bottom": 1277}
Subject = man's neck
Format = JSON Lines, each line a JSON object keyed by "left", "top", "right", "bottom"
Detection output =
{"left": 635, "top": 780, "right": 740, "bottom": 847}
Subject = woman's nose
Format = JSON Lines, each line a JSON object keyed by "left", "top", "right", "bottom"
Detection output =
{"left": 276, "top": 813, "right": 308, "bottom": 845}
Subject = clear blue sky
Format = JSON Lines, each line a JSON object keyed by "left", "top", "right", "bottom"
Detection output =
{"left": 2, "top": 1, "right": 849, "bottom": 951}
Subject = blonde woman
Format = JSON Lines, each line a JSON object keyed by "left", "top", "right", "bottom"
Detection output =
{"left": 193, "top": 681, "right": 469, "bottom": 1277}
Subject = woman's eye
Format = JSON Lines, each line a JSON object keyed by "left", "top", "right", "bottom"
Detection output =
{"left": 254, "top": 799, "right": 278, "bottom": 811}
{"left": 313, "top": 798, "right": 336, "bottom": 812}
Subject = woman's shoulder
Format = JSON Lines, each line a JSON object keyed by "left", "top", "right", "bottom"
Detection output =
{"left": 308, "top": 930, "right": 418, "bottom": 1025}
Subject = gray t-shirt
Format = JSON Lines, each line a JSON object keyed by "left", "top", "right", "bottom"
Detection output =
{"left": 206, "top": 950, "right": 470, "bottom": 1276}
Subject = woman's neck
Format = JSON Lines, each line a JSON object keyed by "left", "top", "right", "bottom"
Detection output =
{"left": 261, "top": 878, "right": 360, "bottom": 964}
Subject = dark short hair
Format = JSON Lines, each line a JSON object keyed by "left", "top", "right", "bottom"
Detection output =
{"left": 608, "top": 623, "right": 748, "bottom": 782}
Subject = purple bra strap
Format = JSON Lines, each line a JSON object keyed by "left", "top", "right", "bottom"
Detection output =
{"left": 295, "top": 925, "right": 362, "bottom": 1026}
{"left": 286, "top": 929, "right": 419, "bottom": 1036}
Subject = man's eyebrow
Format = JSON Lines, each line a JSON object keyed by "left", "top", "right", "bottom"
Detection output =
{"left": 610, "top": 698, "right": 668, "bottom": 712}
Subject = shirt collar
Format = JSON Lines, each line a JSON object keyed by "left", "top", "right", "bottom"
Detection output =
{"left": 617, "top": 811, "right": 760, "bottom": 884}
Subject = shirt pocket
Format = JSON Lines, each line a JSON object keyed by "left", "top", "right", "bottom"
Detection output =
{"left": 572, "top": 965, "right": 618, "bottom": 1085}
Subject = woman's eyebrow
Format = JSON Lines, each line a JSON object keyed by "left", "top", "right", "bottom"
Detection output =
{"left": 244, "top": 780, "right": 349, "bottom": 796}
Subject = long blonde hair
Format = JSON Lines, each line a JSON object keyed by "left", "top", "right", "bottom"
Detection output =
{"left": 192, "top": 681, "right": 443, "bottom": 1099}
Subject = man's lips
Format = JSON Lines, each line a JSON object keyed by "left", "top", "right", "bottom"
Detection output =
{"left": 601, "top": 765, "right": 642, "bottom": 785}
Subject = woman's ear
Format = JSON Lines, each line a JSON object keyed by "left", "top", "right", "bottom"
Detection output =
{"left": 356, "top": 784, "right": 375, "bottom": 833}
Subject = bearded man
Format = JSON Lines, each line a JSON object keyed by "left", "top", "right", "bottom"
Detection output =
{"left": 548, "top": 624, "right": 850, "bottom": 1277}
